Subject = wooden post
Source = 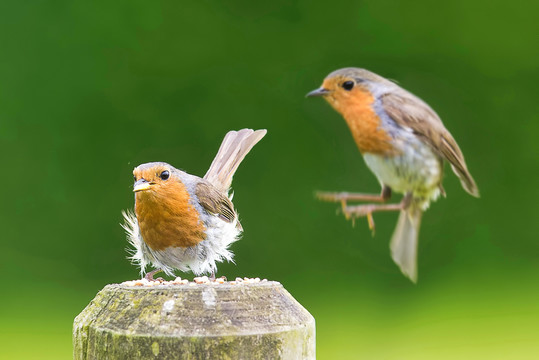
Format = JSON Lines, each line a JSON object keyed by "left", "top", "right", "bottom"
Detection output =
{"left": 73, "top": 280, "right": 315, "bottom": 359}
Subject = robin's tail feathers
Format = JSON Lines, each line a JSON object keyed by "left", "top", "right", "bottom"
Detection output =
{"left": 390, "top": 203, "right": 422, "bottom": 283}
{"left": 204, "top": 129, "right": 267, "bottom": 192}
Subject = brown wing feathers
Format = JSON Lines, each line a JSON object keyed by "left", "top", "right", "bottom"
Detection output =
{"left": 381, "top": 92, "right": 479, "bottom": 197}
{"left": 195, "top": 182, "right": 237, "bottom": 224}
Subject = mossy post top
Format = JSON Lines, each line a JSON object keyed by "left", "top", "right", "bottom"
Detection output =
{"left": 73, "top": 280, "right": 315, "bottom": 359}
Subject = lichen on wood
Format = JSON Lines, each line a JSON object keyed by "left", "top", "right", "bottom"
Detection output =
{"left": 73, "top": 281, "right": 315, "bottom": 359}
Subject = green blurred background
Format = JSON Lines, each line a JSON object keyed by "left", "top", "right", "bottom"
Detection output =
{"left": 1, "top": 0, "right": 537, "bottom": 358}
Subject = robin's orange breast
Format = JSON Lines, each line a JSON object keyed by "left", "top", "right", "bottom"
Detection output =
{"left": 333, "top": 89, "right": 396, "bottom": 155}
{"left": 135, "top": 181, "right": 206, "bottom": 250}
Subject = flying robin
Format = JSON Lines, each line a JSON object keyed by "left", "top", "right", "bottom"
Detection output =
{"left": 122, "top": 129, "right": 266, "bottom": 281}
{"left": 307, "top": 67, "right": 479, "bottom": 283}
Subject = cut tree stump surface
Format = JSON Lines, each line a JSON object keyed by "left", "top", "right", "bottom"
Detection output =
{"left": 73, "top": 281, "right": 315, "bottom": 359}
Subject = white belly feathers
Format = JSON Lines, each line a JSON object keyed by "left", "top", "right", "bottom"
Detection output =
{"left": 363, "top": 134, "right": 442, "bottom": 207}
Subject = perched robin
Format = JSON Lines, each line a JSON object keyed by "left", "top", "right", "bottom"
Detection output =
{"left": 307, "top": 67, "right": 479, "bottom": 283}
{"left": 122, "top": 129, "right": 266, "bottom": 281}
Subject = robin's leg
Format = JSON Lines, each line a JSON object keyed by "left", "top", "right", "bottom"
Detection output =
{"left": 144, "top": 269, "right": 164, "bottom": 282}
{"left": 316, "top": 186, "right": 392, "bottom": 204}
{"left": 209, "top": 271, "right": 216, "bottom": 281}
{"left": 317, "top": 186, "right": 392, "bottom": 218}
{"left": 343, "top": 193, "right": 412, "bottom": 233}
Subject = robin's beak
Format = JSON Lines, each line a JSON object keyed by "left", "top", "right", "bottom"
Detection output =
{"left": 133, "top": 178, "right": 152, "bottom": 192}
{"left": 306, "top": 87, "right": 330, "bottom": 97}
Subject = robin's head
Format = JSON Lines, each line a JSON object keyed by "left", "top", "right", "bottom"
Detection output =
{"left": 131, "top": 161, "right": 205, "bottom": 249}
{"left": 132, "top": 162, "right": 180, "bottom": 198}
{"left": 307, "top": 67, "right": 396, "bottom": 114}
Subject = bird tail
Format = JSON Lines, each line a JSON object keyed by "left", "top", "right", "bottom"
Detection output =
{"left": 204, "top": 129, "right": 267, "bottom": 192}
{"left": 390, "top": 201, "right": 423, "bottom": 283}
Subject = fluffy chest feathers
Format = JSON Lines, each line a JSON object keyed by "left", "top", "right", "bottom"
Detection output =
{"left": 336, "top": 90, "right": 396, "bottom": 155}
{"left": 135, "top": 180, "right": 206, "bottom": 250}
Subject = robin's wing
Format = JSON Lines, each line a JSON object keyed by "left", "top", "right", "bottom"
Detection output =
{"left": 195, "top": 181, "right": 241, "bottom": 228}
{"left": 381, "top": 91, "right": 479, "bottom": 197}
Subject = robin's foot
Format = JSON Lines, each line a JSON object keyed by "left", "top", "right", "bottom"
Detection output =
{"left": 317, "top": 186, "right": 392, "bottom": 222}
{"left": 144, "top": 269, "right": 164, "bottom": 282}
{"left": 343, "top": 202, "right": 405, "bottom": 234}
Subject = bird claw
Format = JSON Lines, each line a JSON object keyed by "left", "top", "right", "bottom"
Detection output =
{"left": 367, "top": 213, "right": 376, "bottom": 236}
{"left": 144, "top": 269, "right": 164, "bottom": 282}
{"left": 343, "top": 204, "right": 374, "bottom": 217}
{"left": 343, "top": 205, "right": 376, "bottom": 235}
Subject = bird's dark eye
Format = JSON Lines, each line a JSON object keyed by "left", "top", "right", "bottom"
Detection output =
{"left": 160, "top": 170, "right": 170, "bottom": 180}
{"left": 342, "top": 81, "right": 354, "bottom": 91}
{"left": 341, "top": 81, "right": 354, "bottom": 91}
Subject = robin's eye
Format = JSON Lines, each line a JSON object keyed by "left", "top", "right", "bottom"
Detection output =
{"left": 160, "top": 170, "right": 170, "bottom": 180}
{"left": 342, "top": 81, "right": 354, "bottom": 91}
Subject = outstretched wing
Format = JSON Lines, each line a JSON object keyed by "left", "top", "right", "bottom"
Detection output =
{"left": 381, "top": 90, "right": 479, "bottom": 197}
